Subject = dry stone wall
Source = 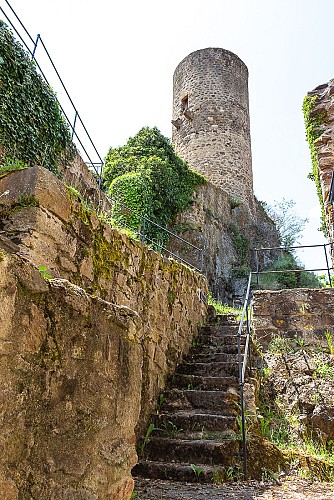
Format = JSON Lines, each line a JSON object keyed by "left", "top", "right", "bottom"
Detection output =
{"left": 252, "top": 288, "right": 334, "bottom": 349}
{"left": 252, "top": 288, "right": 334, "bottom": 446}
{"left": 0, "top": 166, "right": 207, "bottom": 499}
{"left": 172, "top": 48, "right": 255, "bottom": 214}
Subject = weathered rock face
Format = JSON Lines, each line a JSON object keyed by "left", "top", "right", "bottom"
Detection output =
{"left": 169, "top": 182, "right": 280, "bottom": 303}
{"left": 252, "top": 288, "right": 334, "bottom": 446}
{"left": 305, "top": 81, "right": 334, "bottom": 265}
{"left": 0, "top": 251, "right": 142, "bottom": 499}
{"left": 0, "top": 166, "right": 207, "bottom": 498}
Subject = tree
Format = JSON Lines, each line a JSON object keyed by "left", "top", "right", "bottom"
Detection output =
{"left": 261, "top": 198, "right": 308, "bottom": 248}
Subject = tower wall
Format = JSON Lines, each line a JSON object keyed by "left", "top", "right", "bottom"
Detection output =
{"left": 172, "top": 48, "right": 254, "bottom": 212}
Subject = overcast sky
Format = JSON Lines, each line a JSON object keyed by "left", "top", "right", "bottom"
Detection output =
{"left": 3, "top": 0, "right": 334, "bottom": 270}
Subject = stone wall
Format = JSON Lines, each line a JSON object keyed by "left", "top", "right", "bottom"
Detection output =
{"left": 0, "top": 166, "right": 207, "bottom": 498}
{"left": 168, "top": 182, "right": 280, "bottom": 303}
{"left": 305, "top": 80, "right": 334, "bottom": 265}
{"left": 172, "top": 48, "right": 255, "bottom": 214}
{"left": 252, "top": 288, "right": 334, "bottom": 349}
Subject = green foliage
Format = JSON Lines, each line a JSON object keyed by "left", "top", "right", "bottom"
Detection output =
{"left": 325, "top": 330, "right": 334, "bottom": 355}
{"left": 103, "top": 127, "right": 206, "bottom": 245}
{"left": 257, "top": 252, "right": 322, "bottom": 290}
{"left": 229, "top": 223, "right": 249, "bottom": 262}
{"left": 139, "top": 422, "right": 156, "bottom": 455}
{"left": 207, "top": 292, "right": 242, "bottom": 318}
{"left": 38, "top": 265, "right": 52, "bottom": 280}
{"left": 303, "top": 95, "right": 328, "bottom": 235}
{"left": 0, "top": 156, "right": 28, "bottom": 177}
{"left": 260, "top": 198, "right": 307, "bottom": 247}
{"left": 0, "top": 22, "right": 75, "bottom": 174}
{"left": 190, "top": 463, "right": 204, "bottom": 479}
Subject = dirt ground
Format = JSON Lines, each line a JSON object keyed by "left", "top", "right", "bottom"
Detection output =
{"left": 134, "top": 474, "right": 334, "bottom": 499}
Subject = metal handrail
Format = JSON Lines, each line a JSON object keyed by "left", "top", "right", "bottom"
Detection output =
{"left": 0, "top": 1, "right": 104, "bottom": 184}
{"left": 254, "top": 242, "right": 334, "bottom": 287}
{"left": 106, "top": 194, "right": 204, "bottom": 272}
{"left": 237, "top": 272, "right": 252, "bottom": 479}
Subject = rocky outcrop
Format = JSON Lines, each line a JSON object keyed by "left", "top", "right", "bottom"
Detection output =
{"left": 169, "top": 182, "right": 280, "bottom": 303}
{"left": 305, "top": 81, "right": 334, "bottom": 264}
{"left": 0, "top": 166, "right": 207, "bottom": 498}
{"left": 0, "top": 251, "right": 142, "bottom": 498}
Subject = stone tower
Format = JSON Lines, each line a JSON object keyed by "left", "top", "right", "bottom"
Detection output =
{"left": 172, "top": 48, "right": 254, "bottom": 213}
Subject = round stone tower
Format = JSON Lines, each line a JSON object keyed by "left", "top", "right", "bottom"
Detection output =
{"left": 172, "top": 48, "right": 254, "bottom": 212}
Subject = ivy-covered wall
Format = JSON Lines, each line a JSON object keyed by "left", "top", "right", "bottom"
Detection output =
{"left": 0, "top": 22, "right": 74, "bottom": 174}
{"left": 303, "top": 94, "right": 328, "bottom": 234}
{"left": 303, "top": 80, "right": 334, "bottom": 265}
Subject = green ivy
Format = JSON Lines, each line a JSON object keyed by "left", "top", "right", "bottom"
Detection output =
{"left": 303, "top": 95, "right": 328, "bottom": 235}
{"left": 103, "top": 127, "right": 206, "bottom": 245}
{"left": 0, "top": 22, "right": 75, "bottom": 174}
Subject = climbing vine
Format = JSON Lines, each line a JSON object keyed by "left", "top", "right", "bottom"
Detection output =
{"left": 303, "top": 95, "right": 328, "bottom": 235}
{"left": 0, "top": 22, "right": 75, "bottom": 174}
{"left": 103, "top": 127, "right": 206, "bottom": 244}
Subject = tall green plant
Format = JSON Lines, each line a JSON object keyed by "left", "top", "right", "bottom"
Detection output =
{"left": 0, "top": 22, "right": 75, "bottom": 173}
{"left": 103, "top": 127, "right": 206, "bottom": 244}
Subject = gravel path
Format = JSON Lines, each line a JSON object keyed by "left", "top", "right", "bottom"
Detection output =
{"left": 134, "top": 475, "right": 334, "bottom": 499}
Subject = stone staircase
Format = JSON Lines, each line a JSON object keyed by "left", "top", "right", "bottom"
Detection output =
{"left": 132, "top": 314, "right": 246, "bottom": 483}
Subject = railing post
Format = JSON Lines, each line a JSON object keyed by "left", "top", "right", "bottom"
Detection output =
{"left": 31, "top": 33, "right": 40, "bottom": 60}
{"left": 255, "top": 249, "right": 259, "bottom": 288}
{"left": 324, "top": 244, "right": 332, "bottom": 288}
{"left": 140, "top": 217, "right": 145, "bottom": 243}
{"left": 199, "top": 248, "right": 203, "bottom": 273}
{"left": 71, "top": 110, "right": 78, "bottom": 140}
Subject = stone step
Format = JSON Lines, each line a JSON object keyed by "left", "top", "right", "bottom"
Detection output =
{"left": 185, "top": 352, "right": 242, "bottom": 364}
{"left": 176, "top": 361, "right": 239, "bottom": 377}
{"left": 199, "top": 324, "right": 242, "bottom": 335}
{"left": 190, "top": 344, "right": 241, "bottom": 355}
{"left": 156, "top": 410, "right": 237, "bottom": 432}
{"left": 162, "top": 389, "right": 238, "bottom": 413}
{"left": 171, "top": 373, "right": 239, "bottom": 391}
{"left": 132, "top": 461, "right": 237, "bottom": 483}
{"left": 143, "top": 437, "right": 240, "bottom": 466}
{"left": 197, "top": 334, "right": 246, "bottom": 346}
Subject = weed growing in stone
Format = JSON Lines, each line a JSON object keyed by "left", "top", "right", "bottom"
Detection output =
{"left": 325, "top": 330, "right": 334, "bottom": 355}
{"left": 139, "top": 422, "right": 156, "bottom": 455}
{"left": 38, "top": 265, "right": 52, "bottom": 280}
{"left": 161, "top": 420, "right": 183, "bottom": 437}
{"left": 190, "top": 463, "right": 204, "bottom": 480}
{"left": 225, "top": 465, "right": 243, "bottom": 482}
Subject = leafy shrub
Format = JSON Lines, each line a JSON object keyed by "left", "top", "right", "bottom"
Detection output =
{"left": 258, "top": 252, "right": 322, "bottom": 290}
{"left": 103, "top": 127, "right": 206, "bottom": 245}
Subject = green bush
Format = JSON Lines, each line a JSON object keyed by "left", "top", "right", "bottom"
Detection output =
{"left": 257, "top": 252, "right": 322, "bottom": 290}
{"left": 0, "top": 22, "right": 75, "bottom": 173}
{"left": 103, "top": 127, "right": 206, "bottom": 245}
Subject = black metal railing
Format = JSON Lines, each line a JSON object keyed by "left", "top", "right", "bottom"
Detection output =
{"left": 0, "top": 0, "right": 104, "bottom": 184}
{"left": 105, "top": 194, "right": 204, "bottom": 272}
{"left": 253, "top": 242, "right": 334, "bottom": 287}
{"left": 237, "top": 272, "right": 252, "bottom": 478}
{"left": 237, "top": 241, "right": 334, "bottom": 477}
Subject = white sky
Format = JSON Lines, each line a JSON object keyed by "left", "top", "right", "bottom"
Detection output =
{"left": 3, "top": 0, "right": 334, "bottom": 271}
